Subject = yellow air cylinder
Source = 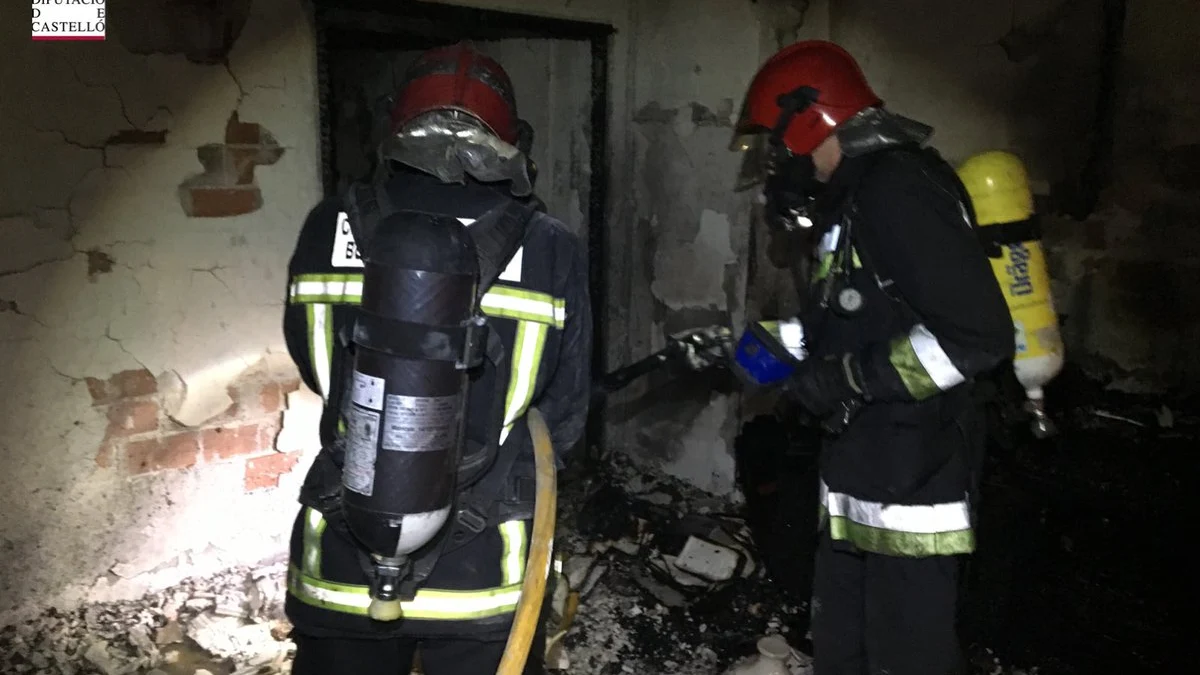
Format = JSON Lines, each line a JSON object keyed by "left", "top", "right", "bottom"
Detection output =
{"left": 958, "top": 151, "right": 1065, "bottom": 438}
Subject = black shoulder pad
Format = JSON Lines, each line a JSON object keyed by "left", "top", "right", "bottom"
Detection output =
{"left": 343, "top": 181, "right": 384, "bottom": 257}
{"left": 471, "top": 200, "right": 536, "bottom": 298}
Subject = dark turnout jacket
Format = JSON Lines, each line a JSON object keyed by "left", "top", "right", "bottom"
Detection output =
{"left": 758, "top": 145, "right": 1013, "bottom": 557}
{"left": 281, "top": 170, "right": 591, "bottom": 637}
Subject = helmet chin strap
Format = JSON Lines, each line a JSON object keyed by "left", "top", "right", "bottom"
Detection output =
{"left": 762, "top": 86, "right": 823, "bottom": 232}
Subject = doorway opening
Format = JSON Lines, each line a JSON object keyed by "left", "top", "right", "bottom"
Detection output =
{"left": 313, "top": 0, "right": 614, "bottom": 450}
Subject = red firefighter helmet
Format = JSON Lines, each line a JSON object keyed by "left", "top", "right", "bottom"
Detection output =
{"left": 390, "top": 42, "right": 520, "bottom": 145}
{"left": 731, "top": 40, "right": 882, "bottom": 157}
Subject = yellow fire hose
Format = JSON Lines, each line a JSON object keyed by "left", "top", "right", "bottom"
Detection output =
{"left": 496, "top": 407, "right": 558, "bottom": 675}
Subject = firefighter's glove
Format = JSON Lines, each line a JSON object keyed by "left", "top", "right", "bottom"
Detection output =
{"left": 785, "top": 352, "right": 869, "bottom": 418}
{"left": 670, "top": 325, "right": 735, "bottom": 371}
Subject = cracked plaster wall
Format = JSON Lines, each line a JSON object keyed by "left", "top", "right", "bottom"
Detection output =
{"left": 0, "top": 0, "right": 321, "bottom": 618}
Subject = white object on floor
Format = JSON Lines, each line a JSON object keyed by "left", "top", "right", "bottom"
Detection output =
{"left": 723, "top": 635, "right": 792, "bottom": 675}
{"left": 674, "top": 536, "right": 740, "bottom": 582}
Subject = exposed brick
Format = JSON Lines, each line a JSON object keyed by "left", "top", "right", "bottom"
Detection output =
{"left": 229, "top": 146, "right": 261, "bottom": 186}
{"left": 258, "top": 414, "right": 283, "bottom": 450}
{"left": 245, "top": 451, "right": 301, "bottom": 492}
{"left": 111, "top": 369, "right": 158, "bottom": 398}
{"left": 84, "top": 369, "right": 158, "bottom": 405}
{"left": 106, "top": 400, "right": 160, "bottom": 437}
{"left": 127, "top": 432, "right": 201, "bottom": 474}
{"left": 258, "top": 380, "right": 300, "bottom": 415}
{"left": 85, "top": 377, "right": 110, "bottom": 405}
{"left": 185, "top": 186, "right": 262, "bottom": 218}
{"left": 225, "top": 112, "right": 262, "bottom": 145}
{"left": 201, "top": 423, "right": 264, "bottom": 462}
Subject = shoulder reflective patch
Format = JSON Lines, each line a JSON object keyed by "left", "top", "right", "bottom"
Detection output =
{"left": 332, "top": 212, "right": 476, "bottom": 268}
{"left": 498, "top": 246, "right": 523, "bottom": 283}
{"left": 481, "top": 285, "right": 566, "bottom": 329}
{"left": 331, "top": 212, "right": 364, "bottom": 269}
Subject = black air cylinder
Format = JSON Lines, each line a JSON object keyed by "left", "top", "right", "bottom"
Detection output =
{"left": 341, "top": 211, "right": 480, "bottom": 561}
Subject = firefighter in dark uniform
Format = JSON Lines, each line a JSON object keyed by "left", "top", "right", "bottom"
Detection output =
{"left": 727, "top": 41, "right": 1015, "bottom": 675}
{"left": 280, "top": 43, "right": 591, "bottom": 675}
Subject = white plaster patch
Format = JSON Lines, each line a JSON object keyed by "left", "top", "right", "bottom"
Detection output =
{"left": 275, "top": 388, "right": 324, "bottom": 453}
{"left": 650, "top": 208, "right": 738, "bottom": 310}
{"left": 168, "top": 360, "right": 250, "bottom": 427}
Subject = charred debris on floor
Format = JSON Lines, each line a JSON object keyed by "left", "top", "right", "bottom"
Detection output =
{"left": 0, "top": 366, "right": 1189, "bottom": 675}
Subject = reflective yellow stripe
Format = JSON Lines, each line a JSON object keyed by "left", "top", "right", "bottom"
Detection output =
{"left": 888, "top": 323, "right": 967, "bottom": 400}
{"left": 288, "top": 566, "right": 524, "bottom": 619}
{"left": 500, "top": 520, "right": 527, "bottom": 585}
{"left": 290, "top": 270, "right": 560, "bottom": 465}
{"left": 306, "top": 303, "right": 332, "bottom": 399}
{"left": 499, "top": 320, "right": 549, "bottom": 445}
{"left": 288, "top": 274, "right": 565, "bottom": 329}
{"left": 289, "top": 273, "right": 364, "bottom": 304}
{"left": 302, "top": 507, "right": 327, "bottom": 577}
{"left": 288, "top": 517, "right": 530, "bottom": 620}
{"left": 479, "top": 286, "right": 566, "bottom": 328}
{"left": 812, "top": 249, "right": 863, "bottom": 282}
{"left": 818, "top": 480, "right": 974, "bottom": 556}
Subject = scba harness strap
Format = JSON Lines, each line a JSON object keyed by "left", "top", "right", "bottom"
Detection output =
{"left": 313, "top": 174, "right": 540, "bottom": 600}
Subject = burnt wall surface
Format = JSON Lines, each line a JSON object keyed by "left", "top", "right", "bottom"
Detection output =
{"left": 830, "top": 0, "right": 1200, "bottom": 391}
{"left": 1044, "top": 0, "right": 1200, "bottom": 390}
{"left": 420, "top": 0, "right": 1200, "bottom": 495}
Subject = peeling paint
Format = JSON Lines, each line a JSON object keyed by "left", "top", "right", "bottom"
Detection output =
{"left": 690, "top": 100, "right": 735, "bottom": 127}
{"left": 633, "top": 101, "right": 680, "bottom": 124}
{"left": 651, "top": 209, "right": 738, "bottom": 310}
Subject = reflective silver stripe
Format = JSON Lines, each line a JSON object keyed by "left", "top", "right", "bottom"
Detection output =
{"left": 776, "top": 319, "right": 807, "bottom": 360}
{"left": 500, "top": 520, "right": 527, "bottom": 585}
{"left": 302, "top": 507, "right": 326, "bottom": 576}
{"left": 499, "top": 320, "right": 549, "bottom": 445}
{"left": 307, "top": 303, "right": 332, "bottom": 399}
{"left": 820, "top": 480, "right": 971, "bottom": 534}
{"left": 755, "top": 320, "right": 807, "bottom": 361}
{"left": 907, "top": 324, "right": 965, "bottom": 391}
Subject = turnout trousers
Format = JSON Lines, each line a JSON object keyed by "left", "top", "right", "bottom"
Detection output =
{"left": 811, "top": 531, "right": 963, "bottom": 675}
{"left": 292, "top": 628, "right": 547, "bottom": 675}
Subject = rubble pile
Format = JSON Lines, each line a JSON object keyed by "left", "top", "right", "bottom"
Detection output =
{"left": 0, "top": 564, "right": 294, "bottom": 675}
{"left": 551, "top": 455, "right": 814, "bottom": 675}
